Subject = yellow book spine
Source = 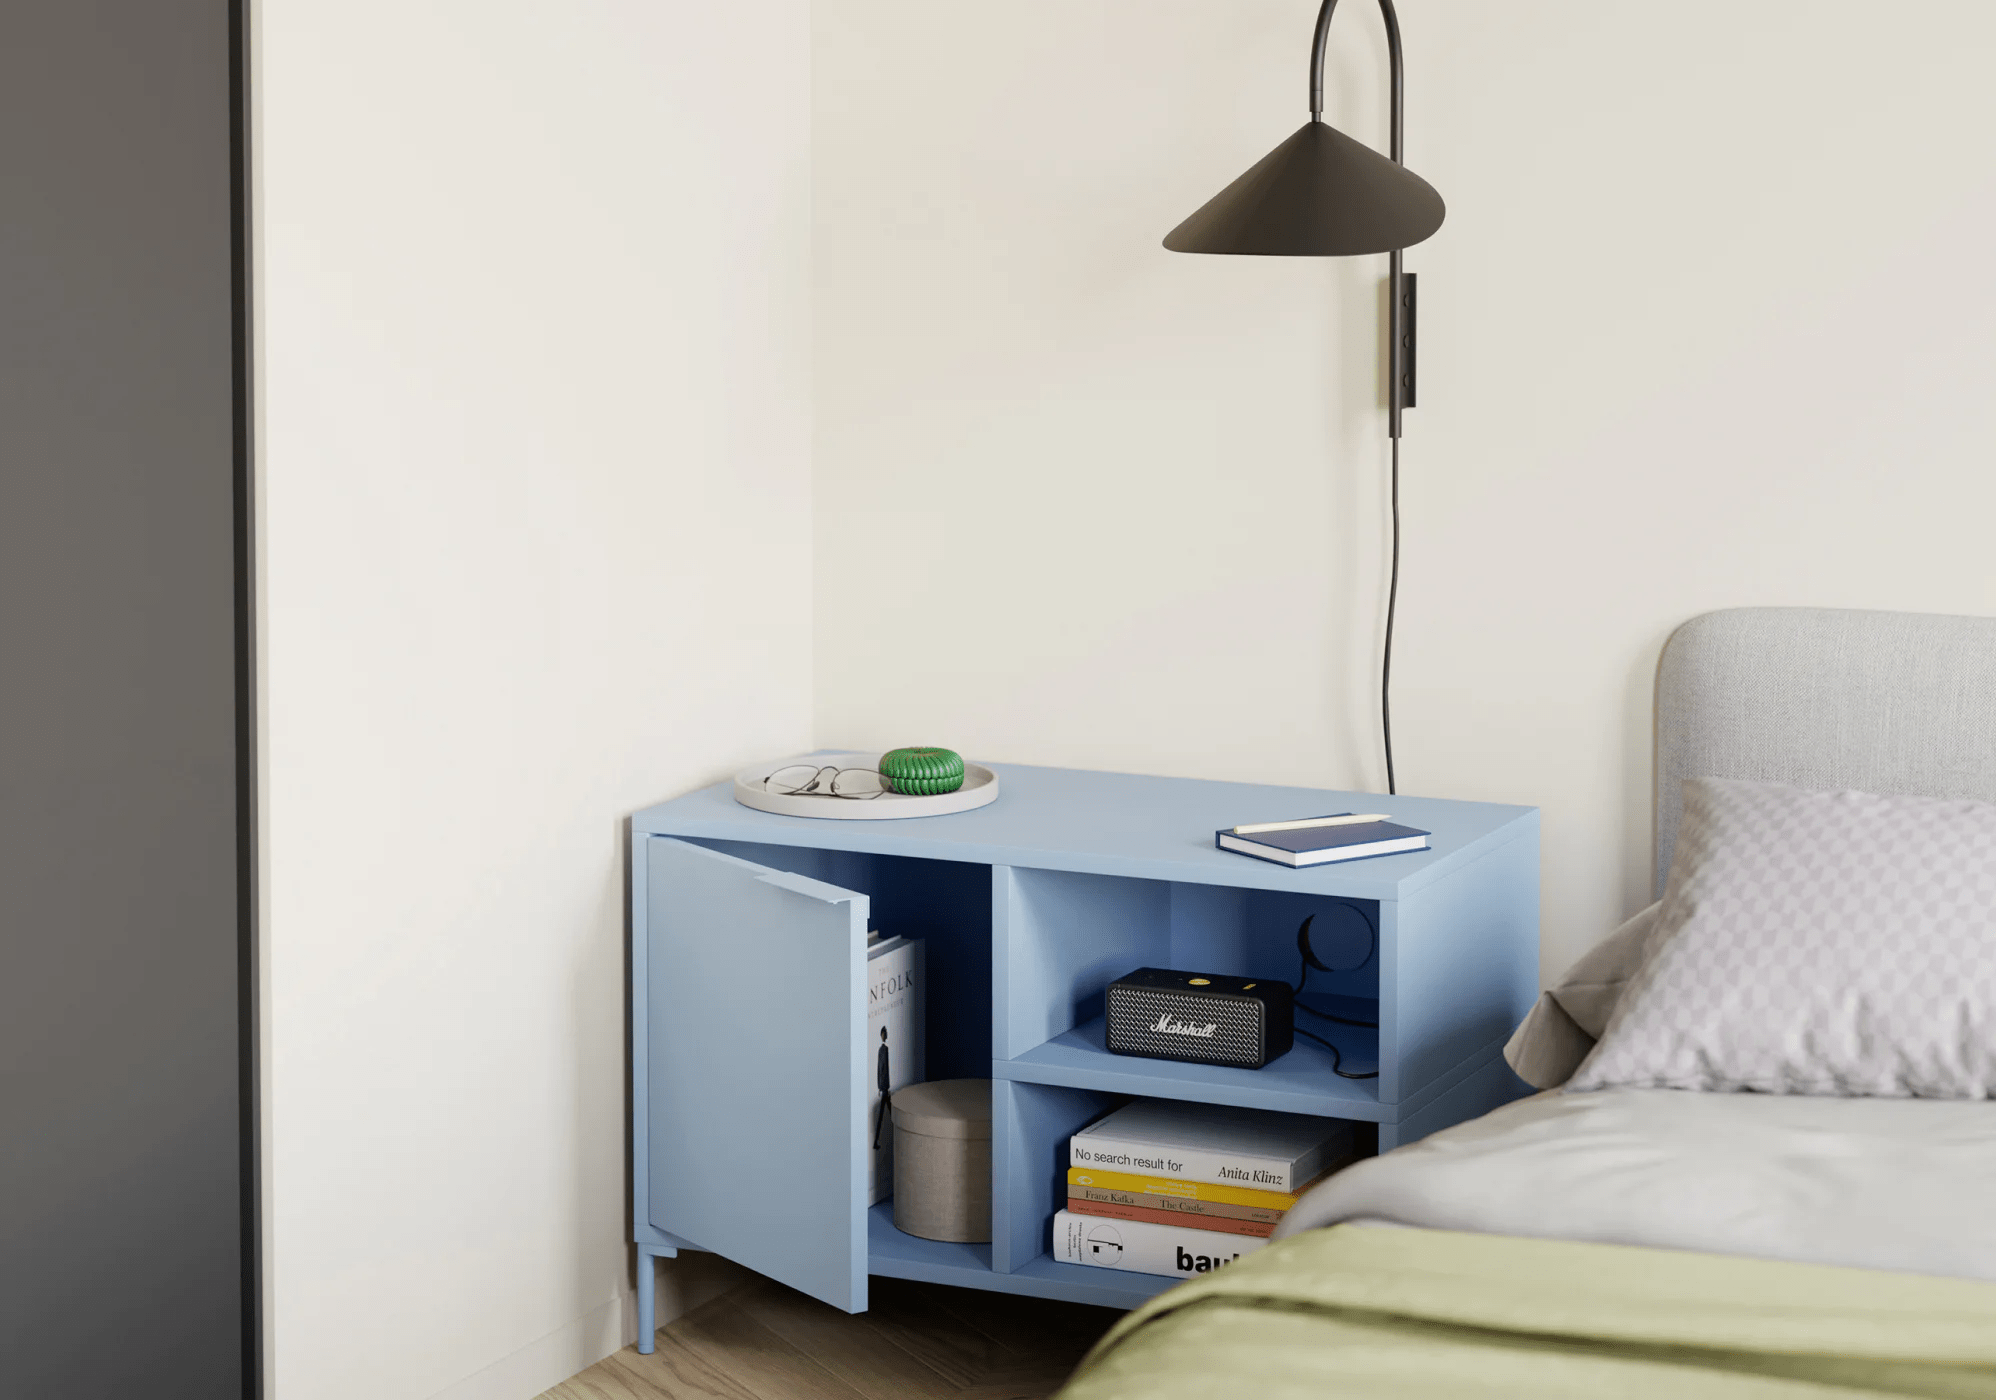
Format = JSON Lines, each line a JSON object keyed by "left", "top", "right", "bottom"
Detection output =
{"left": 1066, "top": 1166, "right": 1307, "bottom": 1212}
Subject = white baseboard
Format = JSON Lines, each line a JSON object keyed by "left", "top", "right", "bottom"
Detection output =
{"left": 425, "top": 1292, "right": 628, "bottom": 1400}
{"left": 425, "top": 1253, "right": 755, "bottom": 1400}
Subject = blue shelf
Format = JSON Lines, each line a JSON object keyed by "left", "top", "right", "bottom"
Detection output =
{"left": 637, "top": 761, "right": 1536, "bottom": 901}
{"left": 866, "top": 1204, "right": 1175, "bottom": 1310}
{"left": 1002, "top": 1249, "right": 1179, "bottom": 1310}
{"left": 866, "top": 1202, "right": 993, "bottom": 1287}
{"left": 634, "top": 760, "right": 1539, "bottom": 1326}
{"left": 995, "top": 1015, "right": 1383, "bottom": 1121}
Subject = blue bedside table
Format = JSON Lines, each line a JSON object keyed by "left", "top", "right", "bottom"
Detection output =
{"left": 628, "top": 762, "right": 1538, "bottom": 1341}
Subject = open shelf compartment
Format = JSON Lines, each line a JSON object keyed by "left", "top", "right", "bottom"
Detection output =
{"left": 993, "top": 865, "right": 1384, "bottom": 1108}
{"left": 998, "top": 1013, "right": 1380, "bottom": 1118}
{"left": 987, "top": 1077, "right": 1368, "bottom": 1301}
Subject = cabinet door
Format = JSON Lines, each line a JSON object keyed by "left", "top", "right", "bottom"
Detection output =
{"left": 645, "top": 837, "right": 869, "bottom": 1311}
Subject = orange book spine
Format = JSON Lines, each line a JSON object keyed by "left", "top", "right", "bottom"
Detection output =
{"left": 1066, "top": 1195, "right": 1275, "bottom": 1239}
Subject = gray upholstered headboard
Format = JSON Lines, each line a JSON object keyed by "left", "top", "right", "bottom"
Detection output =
{"left": 1654, "top": 607, "right": 1996, "bottom": 897}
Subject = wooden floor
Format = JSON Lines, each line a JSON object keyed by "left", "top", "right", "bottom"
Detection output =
{"left": 539, "top": 1276, "right": 1121, "bottom": 1400}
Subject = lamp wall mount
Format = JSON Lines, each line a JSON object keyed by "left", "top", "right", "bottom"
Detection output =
{"left": 1318, "top": 0, "right": 1425, "bottom": 440}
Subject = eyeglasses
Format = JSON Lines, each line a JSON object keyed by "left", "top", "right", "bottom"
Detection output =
{"left": 761, "top": 764, "right": 888, "bottom": 800}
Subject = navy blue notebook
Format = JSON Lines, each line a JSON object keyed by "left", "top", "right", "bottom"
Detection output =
{"left": 1216, "top": 814, "right": 1431, "bottom": 868}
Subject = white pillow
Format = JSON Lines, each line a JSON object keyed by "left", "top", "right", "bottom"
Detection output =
{"left": 1569, "top": 777, "right": 1996, "bottom": 1099}
{"left": 1503, "top": 903, "right": 1657, "bottom": 1089}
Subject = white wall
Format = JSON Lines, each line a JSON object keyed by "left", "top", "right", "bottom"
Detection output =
{"left": 813, "top": 0, "right": 1996, "bottom": 978}
{"left": 259, "top": 3, "right": 807, "bottom": 1397}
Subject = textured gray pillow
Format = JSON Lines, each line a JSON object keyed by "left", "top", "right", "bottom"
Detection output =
{"left": 1504, "top": 903, "right": 1657, "bottom": 1089}
{"left": 1570, "top": 777, "right": 1996, "bottom": 1098}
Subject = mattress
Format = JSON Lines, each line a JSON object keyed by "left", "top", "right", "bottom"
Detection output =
{"left": 1274, "top": 1087, "right": 1996, "bottom": 1283}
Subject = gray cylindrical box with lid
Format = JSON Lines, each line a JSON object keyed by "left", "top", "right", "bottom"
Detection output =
{"left": 890, "top": 1079, "right": 992, "bottom": 1243}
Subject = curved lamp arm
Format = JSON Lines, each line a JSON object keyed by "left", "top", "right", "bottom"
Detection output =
{"left": 1310, "top": 0, "right": 1404, "bottom": 163}
{"left": 1308, "top": 0, "right": 1413, "bottom": 438}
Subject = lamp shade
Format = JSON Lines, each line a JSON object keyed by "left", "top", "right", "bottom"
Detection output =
{"left": 1164, "top": 120, "right": 1445, "bottom": 256}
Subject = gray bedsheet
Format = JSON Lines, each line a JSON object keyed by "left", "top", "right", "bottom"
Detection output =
{"left": 1276, "top": 1087, "right": 1996, "bottom": 1283}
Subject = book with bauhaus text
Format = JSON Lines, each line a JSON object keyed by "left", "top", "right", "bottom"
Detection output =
{"left": 1054, "top": 1209, "right": 1267, "bottom": 1278}
{"left": 1068, "top": 1100, "right": 1352, "bottom": 1194}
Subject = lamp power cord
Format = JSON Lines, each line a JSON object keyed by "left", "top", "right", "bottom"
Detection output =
{"left": 1291, "top": 909, "right": 1380, "bottom": 1079}
{"left": 1382, "top": 435, "right": 1400, "bottom": 796}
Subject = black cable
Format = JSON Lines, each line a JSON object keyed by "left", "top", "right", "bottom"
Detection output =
{"left": 1382, "top": 435, "right": 1401, "bottom": 797}
{"left": 1293, "top": 955, "right": 1379, "bottom": 1028}
{"left": 1293, "top": 907, "right": 1378, "bottom": 1006}
{"left": 1300, "top": 1003, "right": 1378, "bottom": 1029}
{"left": 1296, "top": 1025, "right": 1379, "bottom": 1080}
{"left": 1292, "top": 907, "right": 1382, "bottom": 1074}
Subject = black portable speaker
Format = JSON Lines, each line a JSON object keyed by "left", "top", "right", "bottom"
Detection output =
{"left": 1104, "top": 968, "right": 1294, "bottom": 1070}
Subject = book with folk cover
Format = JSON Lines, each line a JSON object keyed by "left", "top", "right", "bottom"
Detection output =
{"left": 865, "top": 934, "right": 923, "bottom": 1205}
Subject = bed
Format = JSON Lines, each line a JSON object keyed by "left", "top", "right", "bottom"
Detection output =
{"left": 1058, "top": 607, "right": 1996, "bottom": 1399}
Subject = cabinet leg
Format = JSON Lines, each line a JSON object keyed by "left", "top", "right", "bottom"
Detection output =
{"left": 637, "top": 1248, "right": 656, "bottom": 1355}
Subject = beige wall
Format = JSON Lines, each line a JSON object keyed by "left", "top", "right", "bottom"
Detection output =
{"left": 814, "top": 0, "right": 1996, "bottom": 978}
{"left": 254, "top": 4, "right": 1996, "bottom": 1392}
{"left": 259, "top": 3, "right": 806, "bottom": 1396}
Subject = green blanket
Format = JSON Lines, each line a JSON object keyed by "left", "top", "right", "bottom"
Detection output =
{"left": 1057, "top": 1227, "right": 1996, "bottom": 1399}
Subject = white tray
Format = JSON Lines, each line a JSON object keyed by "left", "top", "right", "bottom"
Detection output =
{"left": 733, "top": 752, "right": 1000, "bottom": 820}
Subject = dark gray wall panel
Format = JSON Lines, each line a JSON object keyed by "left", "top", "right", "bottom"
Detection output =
{"left": 0, "top": 3, "right": 250, "bottom": 1395}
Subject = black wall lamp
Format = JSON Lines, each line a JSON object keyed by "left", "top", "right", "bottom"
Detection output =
{"left": 1166, "top": 0, "right": 1443, "bottom": 794}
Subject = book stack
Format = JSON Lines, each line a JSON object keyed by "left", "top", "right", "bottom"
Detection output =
{"left": 1053, "top": 1101, "right": 1353, "bottom": 1279}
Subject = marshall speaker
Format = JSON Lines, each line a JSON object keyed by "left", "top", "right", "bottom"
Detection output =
{"left": 1105, "top": 968, "right": 1294, "bottom": 1070}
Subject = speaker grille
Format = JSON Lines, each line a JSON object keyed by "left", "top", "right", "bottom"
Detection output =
{"left": 1106, "top": 986, "right": 1268, "bottom": 1068}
